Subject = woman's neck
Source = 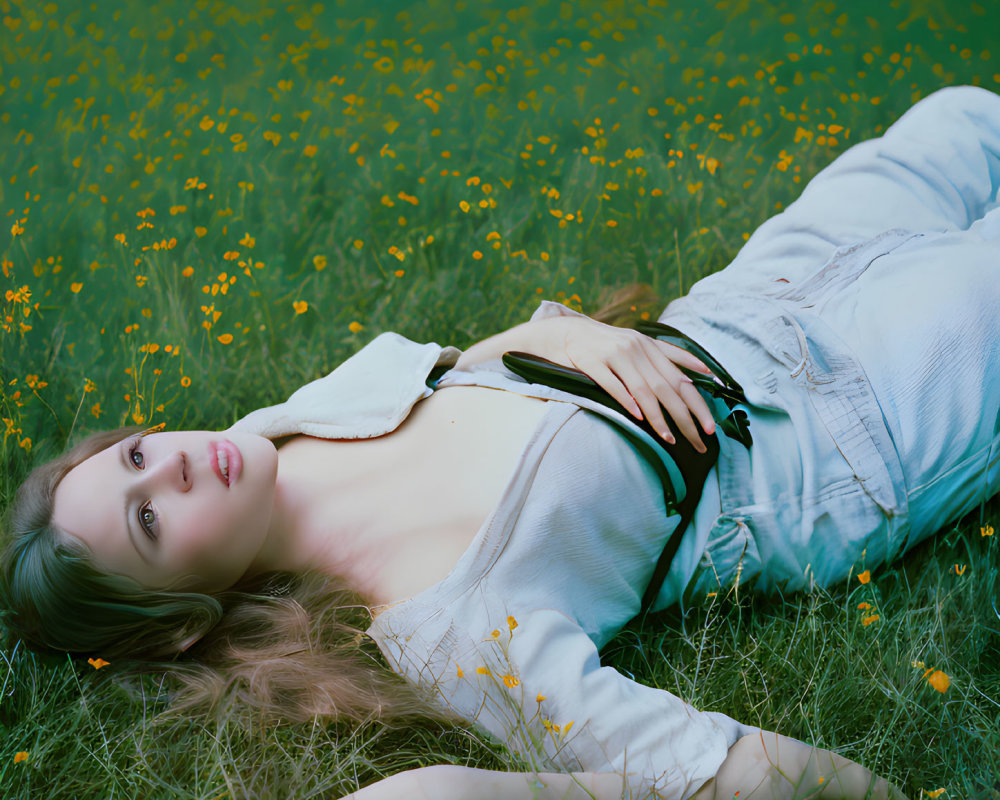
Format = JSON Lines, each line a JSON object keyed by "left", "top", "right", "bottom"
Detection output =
{"left": 243, "top": 436, "right": 386, "bottom": 595}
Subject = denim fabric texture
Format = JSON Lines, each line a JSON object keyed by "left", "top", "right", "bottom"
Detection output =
{"left": 660, "top": 85, "right": 1000, "bottom": 597}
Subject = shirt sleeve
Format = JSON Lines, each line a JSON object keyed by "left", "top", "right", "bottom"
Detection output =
{"left": 228, "top": 332, "right": 461, "bottom": 439}
{"left": 374, "top": 601, "right": 751, "bottom": 800}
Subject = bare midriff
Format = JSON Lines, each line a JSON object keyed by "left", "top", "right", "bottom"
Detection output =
{"left": 275, "top": 385, "right": 551, "bottom": 605}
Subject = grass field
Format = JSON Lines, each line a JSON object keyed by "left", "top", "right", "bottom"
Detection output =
{"left": 1, "top": 0, "right": 999, "bottom": 797}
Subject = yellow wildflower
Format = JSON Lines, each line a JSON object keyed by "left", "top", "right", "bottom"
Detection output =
{"left": 927, "top": 670, "right": 950, "bottom": 693}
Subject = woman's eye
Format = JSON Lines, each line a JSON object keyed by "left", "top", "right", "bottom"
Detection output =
{"left": 129, "top": 442, "right": 144, "bottom": 469}
{"left": 139, "top": 504, "right": 157, "bottom": 540}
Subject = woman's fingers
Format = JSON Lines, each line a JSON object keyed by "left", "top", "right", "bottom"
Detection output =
{"left": 632, "top": 372, "right": 708, "bottom": 452}
{"left": 653, "top": 339, "right": 713, "bottom": 375}
{"left": 582, "top": 354, "right": 710, "bottom": 452}
{"left": 634, "top": 344, "right": 718, "bottom": 449}
{"left": 647, "top": 342, "right": 717, "bottom": 427}
{"left": 551, "top": 322, "right": 721, "bottom": 453}
{"left": 572, "top": 359, "right": 641, "bottom": 415}
{"left": 690, "top": 383, "right": 717, "bottom": 439}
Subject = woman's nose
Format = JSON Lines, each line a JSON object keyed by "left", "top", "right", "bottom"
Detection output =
{"left": 141, "top": 450, "right": 191, "bottom": 492}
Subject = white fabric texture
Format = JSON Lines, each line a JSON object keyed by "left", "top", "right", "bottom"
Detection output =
{"left": 228, "top": 333, "right": 460, "bottom": 440}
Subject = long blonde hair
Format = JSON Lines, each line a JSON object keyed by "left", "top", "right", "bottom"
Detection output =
{"left": 0, "top": 426, "right": 445, "bottom": 725}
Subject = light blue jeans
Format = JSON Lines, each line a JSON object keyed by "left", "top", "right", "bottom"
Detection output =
{"left": 660, "top": 86, "right": 1000, "bottom": 595}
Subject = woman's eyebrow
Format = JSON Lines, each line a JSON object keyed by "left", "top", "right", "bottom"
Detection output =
{"left": 118, "top": 440, "right": 152, "bottom": 565}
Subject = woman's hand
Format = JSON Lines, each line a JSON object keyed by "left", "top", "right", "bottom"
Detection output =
{"left": 455, "top": 314, "right": 718, "bottom": 452}
{"left": 692, "top": 731, "right": 910, "bottom": 800}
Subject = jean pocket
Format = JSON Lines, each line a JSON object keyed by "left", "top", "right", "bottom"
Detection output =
{"left": 749, "top": 308, "right": 908, "bottom": 520}
{"left": 692, "top": 513, "right": 763, "bottom": 594}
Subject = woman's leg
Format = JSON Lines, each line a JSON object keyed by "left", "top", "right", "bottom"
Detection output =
{"left": 689, "top": 85, "right": 1000, "bottom": 296}
{"left": 669, "top": 87, "right": 1000, "bottom": 591}
{"left": 818, "top": 210, "right": 1000, "bottom": 549}
{"left": 761, "top": 85, "right": 1000, "bottom": 556}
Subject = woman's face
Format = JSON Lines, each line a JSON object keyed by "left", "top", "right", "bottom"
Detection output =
{"left": 52, "top": 430, "right": 279, "bottom": 592}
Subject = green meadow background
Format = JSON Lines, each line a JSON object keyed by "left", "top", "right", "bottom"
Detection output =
{"left": 2, "top": 0, "right": 999, "bottom": 797}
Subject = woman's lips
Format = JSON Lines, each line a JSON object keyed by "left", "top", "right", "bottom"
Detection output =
{"left": 209, "top": 439, "right": 243, "bottom": 487}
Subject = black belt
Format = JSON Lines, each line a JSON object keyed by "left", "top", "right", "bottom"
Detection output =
{"left": 502, "top": 320, "right": 752, "bottom": 619}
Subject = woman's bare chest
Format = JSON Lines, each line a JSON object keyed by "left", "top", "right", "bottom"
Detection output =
{"left": 370, "top": 386, "right": 550, "bottom": 514}
{"left": 276, "top": 386, "right": 551, "bottom": 597}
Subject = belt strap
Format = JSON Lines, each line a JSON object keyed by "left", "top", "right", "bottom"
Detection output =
{"left": 502, "top": 321, "right": 751, "bottom": 618}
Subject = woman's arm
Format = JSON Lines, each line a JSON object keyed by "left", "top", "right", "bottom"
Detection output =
{"left": 341, "top": 733, "right": 907, "bottom": 800}
{"left": 340, "top": 764, "right": 624, "bottom": 800}
{"left": 454, "top": 313, "right": 717, "bottom": 452}
{"left": 340, "top": 734, "right": 909, "bottom": 800}
{"left": 691, "top": 731, "right": 908, "bottom": 800}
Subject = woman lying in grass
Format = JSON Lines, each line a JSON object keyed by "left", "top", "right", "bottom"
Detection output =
{"left": 4, "top": 84, "right": 999, "bottom": 799}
